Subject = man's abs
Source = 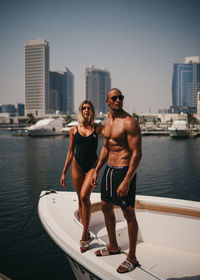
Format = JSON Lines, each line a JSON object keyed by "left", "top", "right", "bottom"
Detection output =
{"left": 108, "top": 148, "right": 131, "bottom": 167}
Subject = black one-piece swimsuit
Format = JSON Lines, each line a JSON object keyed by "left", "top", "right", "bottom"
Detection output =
{"left": 74, "top": 127, "right": 98, "bottom": 173}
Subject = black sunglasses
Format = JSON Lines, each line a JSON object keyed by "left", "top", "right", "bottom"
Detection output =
{"left": 110, "top": 95, "right": 124, "bottom": 102}
{"left": 82, "top": 106, "right": 91, "bottom": 110}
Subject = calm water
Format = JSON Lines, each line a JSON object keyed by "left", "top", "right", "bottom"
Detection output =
{"left": 0, "top": 131, "right": 200, "bottom": 280}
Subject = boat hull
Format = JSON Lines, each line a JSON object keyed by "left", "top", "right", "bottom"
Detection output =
{"left": 168, "top": 129, "right": 189, "bottom": 138}
{"left": 66, "top": 254, "right": 102, "bottom": 280}
{"left": 38, "top": 191, "right": 200, "bottom": 280}
{"left": 28, "top": 129, "right": 63, "bottom": 136}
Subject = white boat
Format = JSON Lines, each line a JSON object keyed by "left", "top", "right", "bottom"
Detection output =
{"left": 62, "top": 120, "right": 78, "bottom": 136}
{"left": 168, "top": 117, "right": 190, "bottom": 138}
{"left": 27, "top": 117, "right": 65, "bottom": 136}
{"left": 62, "top": 119, "right": 103, "bottom": 136}
{"left": 38, "top": 191, "right": 200, "bottom": 280}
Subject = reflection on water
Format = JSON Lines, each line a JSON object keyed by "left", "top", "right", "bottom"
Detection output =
{"left": 0, "top": 131, "right": 200, "bottom": 279}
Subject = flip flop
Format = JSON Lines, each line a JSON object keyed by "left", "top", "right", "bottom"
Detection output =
{"left": 117, "top": 260, "right": 140, "bottom": 273}
{"left": 95, "top": 247, "right": 121, "bottom": 256}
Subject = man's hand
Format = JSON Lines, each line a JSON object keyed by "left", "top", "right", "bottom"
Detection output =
{"left": 91, "top": 171, "right": 99, "bottom": 187}
{"left": 116, "top": 181, "right": 130, "bottom": 197}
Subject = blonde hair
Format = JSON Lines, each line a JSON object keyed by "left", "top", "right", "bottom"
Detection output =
{"left": 78, "top": 100, "right": 95, "bottom": 126}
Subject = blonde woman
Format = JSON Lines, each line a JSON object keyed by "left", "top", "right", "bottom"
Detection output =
{"left": 60, "top": 100, "right": 103, "bottom": 253}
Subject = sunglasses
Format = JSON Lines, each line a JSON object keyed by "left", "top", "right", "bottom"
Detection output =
{"left": 110, "top": 95, "right": 124, "bottom": 102}
{"left": 82, "top": 106, "right": 91, "bottom": 111}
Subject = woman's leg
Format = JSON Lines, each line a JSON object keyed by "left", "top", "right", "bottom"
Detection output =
{"left": 72, "top": 159, "right": 85, "bottom": 222}
{"left": 80, "top": 167, "right": 95, "bottom": 242}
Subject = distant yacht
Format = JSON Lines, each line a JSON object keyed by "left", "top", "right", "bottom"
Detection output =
{"left": 27, "top": 117, "right": 65, "bottom": 136}
{"left": 62, "top": 120, "right": 78, "bottom": 136}
{"left": 168, "top": 115, "right": 190, "bottom": 138}
{"left": 62, "top": 119, "right": 103, "bottom": 136}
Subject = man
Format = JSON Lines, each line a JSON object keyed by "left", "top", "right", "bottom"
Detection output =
{"left": 91, "top": 88, "right": 142, "bottom": 273}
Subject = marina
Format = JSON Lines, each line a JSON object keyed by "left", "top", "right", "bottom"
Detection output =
{"left": 0, "top": 131, "right": 200, "bottom": 280}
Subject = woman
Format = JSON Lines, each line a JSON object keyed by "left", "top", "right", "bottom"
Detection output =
{"left": 60, "top": 100, "right": 103, "bottom": 253}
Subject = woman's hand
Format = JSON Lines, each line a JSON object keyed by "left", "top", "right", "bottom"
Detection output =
{"left": 91, "top": 171, "right": 99, "bottom": 187}
{"left": 60, "top": 173, "right": 67, "bottom": 188}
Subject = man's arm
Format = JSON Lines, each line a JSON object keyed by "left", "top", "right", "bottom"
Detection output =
{"left": 117, "top": 117, "right": 142, "bottom": 197}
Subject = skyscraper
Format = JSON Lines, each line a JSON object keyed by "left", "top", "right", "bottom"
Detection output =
{"left": 25, "top": 39, "right": 49, "bottom": 117}
{"left": 85, "top": 66, "right": 111, "bottom": 115}
{"left": 172, "top": 57, "right": 200, "bottom": 113}
{"left": 50, "top": 68, "right": 74, "bottom": 114}
{"left": 197, "top": 92, "right": 200, "bottom": 116}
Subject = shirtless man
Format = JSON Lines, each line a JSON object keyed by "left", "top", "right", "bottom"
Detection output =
{"left": 91, "top": 88, "right": 142, "bottom": 273}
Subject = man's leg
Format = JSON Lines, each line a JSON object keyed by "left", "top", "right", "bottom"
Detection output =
{"left": 117, "top": 206, "right": 138, "bottom": 272}
{"left": 95, "top": 200, "right": 120, "bottom": 255}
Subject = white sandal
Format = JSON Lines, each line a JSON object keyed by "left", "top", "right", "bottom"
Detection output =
{"left": 80, "top": 239, "right": 91, "bottom": 253}
{"left": 117, "top": 260, "right": 140, "bottom": 273}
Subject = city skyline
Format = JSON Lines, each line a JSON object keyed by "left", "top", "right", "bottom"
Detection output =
{"left": 1, "top": 0, "right": 200, "bottom": 114}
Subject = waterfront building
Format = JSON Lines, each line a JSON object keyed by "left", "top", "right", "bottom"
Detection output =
{"left": 25, "top": 39, "right": 50, "bottom": 117}
{"left": 85, "top": 66, "right": 111, "bottom": 115}
{"left": 172, "top": 56, "right": 200, "bottom": 113}
{"left": 50, "top": 68, "right": 74, "bottom": 114}
{"left": 197, "top": 92, "right": 200, "bottom": 117}
{"left": 2, "top": 104, "right": 16, "bottom": 115}
{"left": 17, "top": 103, "right": 25, "bottom": 116}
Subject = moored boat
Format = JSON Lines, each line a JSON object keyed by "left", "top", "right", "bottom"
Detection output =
{"left": 62, "top": 119, "right": 103, "bottom": 136}
{"left": 38, "top": 191, "right": 200, "bottom": 280}
{"left": 168, "top": 116, "right": 190, "bottom": 138}
{"left": 27, "top": 117, "right": 65, "bottom": 136}
{"left": 62, "top": 120, "right": 78, "bottom": 136}
{"left": 11, "top": 128, "right": 28, "bottom": 136}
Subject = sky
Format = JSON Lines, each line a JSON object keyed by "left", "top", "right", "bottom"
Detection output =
{"left": 0, "top": 0, "right": 200, "bottom": 114}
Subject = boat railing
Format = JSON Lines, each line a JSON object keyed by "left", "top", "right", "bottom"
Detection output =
{"left": 74, "top": 199, "right": 200, "bottom": 222}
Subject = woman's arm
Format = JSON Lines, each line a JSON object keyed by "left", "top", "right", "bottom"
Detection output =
{"left": 91, "top": 137, "right": 109, "bottom": 187}
{"left": 60, "top": 126, "right": 75, "bottom": 187}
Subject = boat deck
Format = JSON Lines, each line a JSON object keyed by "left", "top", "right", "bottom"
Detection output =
{"left": 38, "top": 191, "right": 200, "bottom": 280}
{"left": 89, "top": 205, "right": 200, "bottom": 279}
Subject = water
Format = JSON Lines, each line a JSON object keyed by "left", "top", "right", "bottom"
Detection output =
{"left": 0, "top": 131, "right": 200, "bottom": 280}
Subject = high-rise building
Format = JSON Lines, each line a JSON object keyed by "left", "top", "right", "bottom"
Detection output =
{"left": 172, "top": 56, "right": 200, "bottom": 113}
{"left": 197, "top": 92, "right": 200, "bottom": 117}
{"left": 17, "top": 103, "right": 25, "bottom": 116}
{"left": 50, "top": 68, "right": 74, "bottom": 114}
{"left": 85, "top": 66, "right": 111, "bottom": 115}
{"left": 25, "top": 39, "right": 49, "bottom": 117}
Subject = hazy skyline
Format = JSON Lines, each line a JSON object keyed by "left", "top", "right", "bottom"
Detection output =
{"left": 0, "top": 0, "right": 200, "bottom": 114}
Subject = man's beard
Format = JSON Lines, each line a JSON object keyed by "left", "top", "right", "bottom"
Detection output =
{"left": 112, "top": 107, "right": 123, "bottom": 113}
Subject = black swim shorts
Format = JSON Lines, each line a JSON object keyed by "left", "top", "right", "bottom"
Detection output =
{"left": 101, "top": 164, "right": 137, "bottom": 208}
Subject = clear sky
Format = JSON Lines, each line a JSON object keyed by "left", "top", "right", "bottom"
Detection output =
{"left": 0, "top": 0, "right": 200, "bottom": 114}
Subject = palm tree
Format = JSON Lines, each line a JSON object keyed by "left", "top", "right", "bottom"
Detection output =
{"left": 132, "top": 113, "right": 139, "bottom": 121}
{"left": 186, "top": 112, "right": 199, "bottom": 127}
{"left": 65, "top": 114, "right": 72, "bottom": 124}
{"left": 26, "top": 113, "right": 35, "bottom": 125}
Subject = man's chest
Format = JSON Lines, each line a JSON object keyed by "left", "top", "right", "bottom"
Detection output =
{"left": 104, "top": 122, "right": 126, "bottom": 141}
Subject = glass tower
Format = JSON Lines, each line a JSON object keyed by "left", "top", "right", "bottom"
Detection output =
{"left": 172, "top": 58, "right": 200, "bottom": 113}
{"left": 50, "top": 68, "right": 74, "bottom": 114}
{"left": 85, "top": 66, "right": 111, "bottom": 115}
